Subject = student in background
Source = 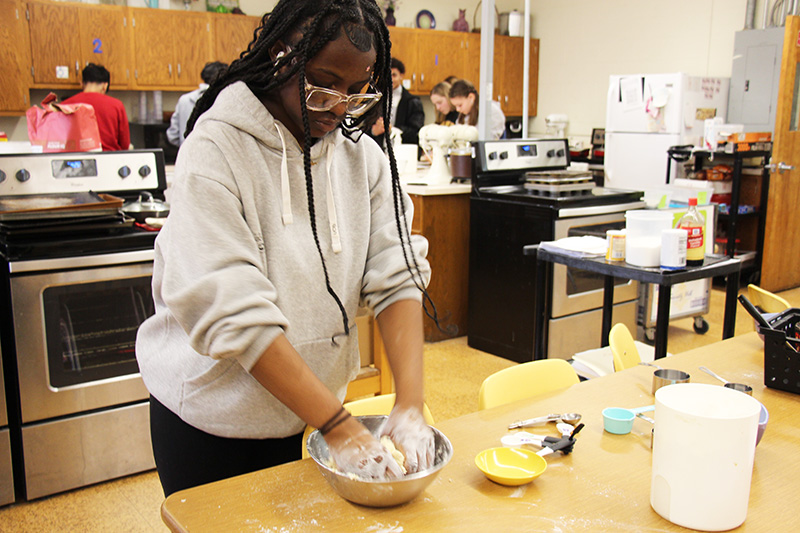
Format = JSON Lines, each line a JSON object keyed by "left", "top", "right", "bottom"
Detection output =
{"left": 429, "top": 81, "right": 459, "bottom": 125}
{"left": 167, "top": 61, "right": 228, "bottom": 147}
{"left": 448, "top": 79, "right": 505, "bottom": 140}
{"left": 370, "top": 57, "right": 424, "bottom": 146}
{"left": 63, "top": 63, "right": 130, "bottom": 151}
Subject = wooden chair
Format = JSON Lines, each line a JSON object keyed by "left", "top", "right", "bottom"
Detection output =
{"left": 301, "top": 394, "right": 435, "bottom": 459}
{"left": 609, "top": 323, "right": 641, "bottom": 372}
{"left": 345, "top": 312, "right": 393, "bottom": 401}
{"left": 747, "top": 284, "right": 791, "bottom": 314}
{"left": 478, "top": 359, "right": 579, "bottom": 411}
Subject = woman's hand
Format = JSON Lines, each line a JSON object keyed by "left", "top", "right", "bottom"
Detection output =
{"left": 324, "top": 417, "right": 405, "bottom": 480}
{"left": 382, "top": 405, "right": 435, "bottom": 474}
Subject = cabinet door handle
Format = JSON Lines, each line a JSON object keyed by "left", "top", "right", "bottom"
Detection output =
{"left": 168, "top": 64, "right": 173, "bottom": 76}
{"left": 420, "top": 73, "right": 425, "bottom": 85}
{"left": 177, "top": 64, "right": 182, "bottom": 77}
{"left": 75, "top": 61, "right": 80, "bottom": 75}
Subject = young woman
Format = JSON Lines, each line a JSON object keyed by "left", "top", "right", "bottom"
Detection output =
{"left": 449, "top": 79, "right": 506, "bottom": 139}
{"left": 429, "top": 81, "right": 459, "bottom": 125}
{"left": 136, "top": 0, "right": 437, "bottom": 496}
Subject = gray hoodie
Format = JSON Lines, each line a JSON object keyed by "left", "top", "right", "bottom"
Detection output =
{"left": 135, "top": 82, "right": 430, "bottom": 439}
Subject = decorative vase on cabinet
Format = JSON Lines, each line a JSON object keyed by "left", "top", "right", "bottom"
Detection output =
{"left": 385, "top": 7, "right": 396, "bottom": 26}
{"left": 453, "top": 9, "right": 469, "bottom": 32}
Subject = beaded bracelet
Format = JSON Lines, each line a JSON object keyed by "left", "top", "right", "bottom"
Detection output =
{"left": 319, "top": 406, "right": 351, "bottom": 435}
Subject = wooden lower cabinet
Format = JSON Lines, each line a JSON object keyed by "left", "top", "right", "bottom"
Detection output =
{"left": 410, "top": 193, "right": 470, "bottom": 342}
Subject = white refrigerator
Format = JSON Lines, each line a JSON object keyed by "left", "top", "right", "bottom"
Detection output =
{"left": 604, "top": 73, "right": 730, "bottom": 191}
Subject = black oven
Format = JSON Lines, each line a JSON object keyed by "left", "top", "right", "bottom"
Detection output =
{"left": 468, "top": 139, "right": 645, "bottom": 363}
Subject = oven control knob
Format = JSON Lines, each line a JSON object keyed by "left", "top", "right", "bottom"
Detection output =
{"left": 547, "top": 149, "right": 556, "bottom": 157}
{"left": 488, "top": 151, "right": 498, "bottom": 160}
{"left": 16, "top": 169, "right": 31, "bottom": 182}
{"left": 557, "top": 149, "right": 565, "bottom": 157}
{"left": 0, "top": 170, "right": 5, "bottom": 183}
{"left": 138, "top": 165, "right": 152, "bottom": 178}
{"left": 118, "top": 165, "right": 131, "bottom": 178}
{"left": 499, "top": 151, "right": 509, "bottom": 160}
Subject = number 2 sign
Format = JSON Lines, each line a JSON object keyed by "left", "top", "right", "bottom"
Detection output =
{"left": 93, "top": 38, "right": 103, "bottom": 54}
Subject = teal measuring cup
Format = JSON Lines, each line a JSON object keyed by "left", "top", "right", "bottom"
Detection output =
{"left": 602, "top": 405, "right": 655, "bottom": 434}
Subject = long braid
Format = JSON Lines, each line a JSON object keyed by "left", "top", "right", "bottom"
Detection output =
{"left": 185, "top": 0, "right": 444, "bottom": 339}
{"left": 362, "top": 4, "right": 445, "bottom": 331}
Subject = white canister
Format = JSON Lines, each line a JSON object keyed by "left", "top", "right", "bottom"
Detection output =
{"left": 651, "top": 383, "right": 761, "bottom": 531}
{"left": 625, "top": 210, "right": 674, "bottom": 267}
{"left": 660, "top": 229, "right": 687, "bottom": 270}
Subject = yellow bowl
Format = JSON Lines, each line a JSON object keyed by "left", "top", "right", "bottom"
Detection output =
{"left": 475, "top": 447, "right": 547, "bottom": 486}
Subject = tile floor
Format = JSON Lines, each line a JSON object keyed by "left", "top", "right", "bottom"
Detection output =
{"left": 1, "top": 285, "right": 798, "bottom": 532}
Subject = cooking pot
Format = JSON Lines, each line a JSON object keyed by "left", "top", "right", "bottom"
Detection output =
{"left": 122, "top": 191, "right": 170, "bottom": 222}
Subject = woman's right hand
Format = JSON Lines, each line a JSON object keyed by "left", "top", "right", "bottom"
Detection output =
{"left": 324, "top": 416, "right": 404, "bottom": 480}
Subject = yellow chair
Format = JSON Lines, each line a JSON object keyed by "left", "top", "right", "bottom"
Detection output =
{"left": 747, "top": 284, "right": 791, "bottom": 314}
{"left": 301, "top": 393, "right": 435, "bottom": 459}
{"left": 477, "top": 359, "right": 580, "bottom": 411}
{"left": 609, "top": 323, "right": 640, "bottom": 372}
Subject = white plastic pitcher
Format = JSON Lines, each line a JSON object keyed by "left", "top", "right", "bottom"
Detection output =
{"left": 651, "top": 383, "right": 761, "bottom": 531}
{"left": 625, "top": 210, "right": 674, "bottom": 267}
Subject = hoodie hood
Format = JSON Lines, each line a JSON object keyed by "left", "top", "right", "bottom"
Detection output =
{"left": 195, "top": 81, "right": 341, "bottom": 159}
{"left": 196, "top": 81, "right": 343, "bottom": 251}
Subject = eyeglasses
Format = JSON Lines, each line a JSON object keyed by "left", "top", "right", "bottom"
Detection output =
{"left": 304, "top": 78, "right": 382, "bottom": 117}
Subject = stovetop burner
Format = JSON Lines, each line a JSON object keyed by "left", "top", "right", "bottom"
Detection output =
{"left": 0, "top": 149, "right": 166, "bottom": 262}
{"left": 471, "top": 139, "right": 644, "bottom": 211}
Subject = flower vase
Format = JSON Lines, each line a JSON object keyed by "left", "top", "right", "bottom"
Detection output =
{"left": 385, "top": 7, "right": 396, "bottom": 26}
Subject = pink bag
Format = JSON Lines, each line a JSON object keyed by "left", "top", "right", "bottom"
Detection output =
{"left": 26, "top": 93, "right": 102, "bottom": 152}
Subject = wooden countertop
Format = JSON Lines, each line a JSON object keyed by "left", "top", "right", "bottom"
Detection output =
{"left": 161, "top": 333, "right": 800, "bottom": 532}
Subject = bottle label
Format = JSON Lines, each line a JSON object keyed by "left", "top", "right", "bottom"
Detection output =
{"left": 680, "top": 224, "right": 704, "bottom": 261}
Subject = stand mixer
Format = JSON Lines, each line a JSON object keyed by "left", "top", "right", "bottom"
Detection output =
{"left": 416, "top": 124, "right": 478, "bottom": 186}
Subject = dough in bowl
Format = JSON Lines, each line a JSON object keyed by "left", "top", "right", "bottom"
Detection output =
{"left": 381, "top": 436, "right": 407, "bottom": 475}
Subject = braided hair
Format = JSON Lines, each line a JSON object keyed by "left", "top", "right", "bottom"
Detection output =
{"left": 186, "top": 0, "right": 442, "bottom": 339}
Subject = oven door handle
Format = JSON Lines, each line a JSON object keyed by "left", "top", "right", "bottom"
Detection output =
{"left": 8, "top": 250, "right": 156, "bottom": 274}
{"left": 558, "top": 201, "right": 646, "bottom": 218}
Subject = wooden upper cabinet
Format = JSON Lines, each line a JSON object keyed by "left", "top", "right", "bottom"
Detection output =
{"left": 493, "top": 35, "right": 538, "bottom": 117}
{"left": 27, "top": 1, "right": 81, "bottom": 86}
{"left": 131, "top": 8, "right": 212, "bottom": 89}
{"left": 28, "top": 1, "right": 129, "bottom": 89}
{"left": 0, "top": 0, "right": 31, "bottom": 114}
{"left": 463, "top": 33, "right": 481, "bottom": 87}
{"left": 416, "top": 31, "right": 467, "bottom": 94}
{"left": 388, "top": 27, "right": 419, "bottom": 91}
{"left": 212, "top": 13, "right": 261, "bottom": 65}
{"left": 78, "top": 5, "right": 130, "bottom": 89}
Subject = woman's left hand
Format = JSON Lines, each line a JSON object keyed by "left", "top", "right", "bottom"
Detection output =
{"left": 381, "top": 405, "right": 435, "bottom": 474}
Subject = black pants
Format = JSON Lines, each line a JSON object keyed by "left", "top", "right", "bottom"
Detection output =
{"left": 149, "top": 395, "right": 303, "bottom": 497}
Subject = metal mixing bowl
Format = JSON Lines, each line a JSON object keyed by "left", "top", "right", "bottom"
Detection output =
{"left": 306, "top": 415, "right": 453, "bottom": 507}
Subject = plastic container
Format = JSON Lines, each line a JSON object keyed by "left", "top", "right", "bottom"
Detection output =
{"left": 651, "top": 383, "right": 760, "bottom": 531}
{"left": 660, "top": 228, "right": 687, "bottom": 270}
{"left": 761, "top": 308, "right": 800, "bottom": 394}
{"left": 625, "top": 210, "right": 674, "bottom": 267}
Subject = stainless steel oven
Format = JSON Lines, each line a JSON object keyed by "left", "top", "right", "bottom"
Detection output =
{"left": 0, "top": 150, "right": 164, "bottom": 500}
{"left": 547, "top": 208, "right": 640, "bottom": 359}
{"left": 468, "top": 139, "right": 645, "bottom": 362}
{"left": 9, "top": 252, "right": 155, "bottom": 499}
{"left": 0, "top": 341, "right": 14, "bottom": 506}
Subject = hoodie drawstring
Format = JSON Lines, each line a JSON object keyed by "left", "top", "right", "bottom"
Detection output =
{"left": 274, "top": 124, "right": 341, "bottom": 254}
{"left": 274, "top": 124, "right": 293, "bottom": 225}
{"left": 325, "top": 142, "right": 342, "bottom": 254}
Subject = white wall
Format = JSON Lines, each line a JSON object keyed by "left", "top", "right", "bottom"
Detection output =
{"left": 0, "top": 0, "right": 775, "bottom": 145}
